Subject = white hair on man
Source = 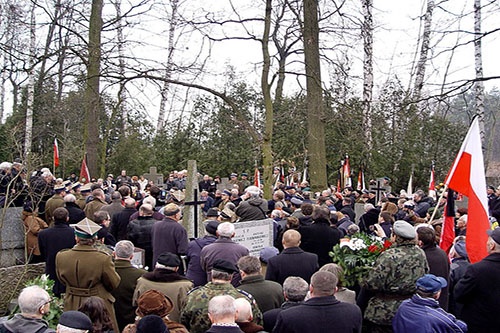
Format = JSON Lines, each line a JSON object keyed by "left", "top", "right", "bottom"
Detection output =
{"left": 114, "top": 240, "right": 135, "bottom": 259}
{"left": 245, "top": 185, "right": 261, "bottom": 198}
{"left": 208, "top": 295, "right": 237, "bottom": 323}
{"left": 18, "top": 285, "right": 50, "bottom": 315}
{"left": 0, "top": 162, "right": 12, "bottom": 170}
{"left": 56, "top": 325, "right": 88, "bottom": 333}
{"left": 142, "top": 195, "right": 157, "bottom": 208}
{"left": 283, "top": 276, "right": 309, "bottom": 302}
{"left": 364, "top": 203, "right": 375, "bottom": 212}
{"left": 64, "top": 194, "right": 76, "bottom": 203}
{"left": 217, "top": 222, "right": 235, "bottom": 238}
{"left": 234, "top": 297, "right": 253, "bottom": 322}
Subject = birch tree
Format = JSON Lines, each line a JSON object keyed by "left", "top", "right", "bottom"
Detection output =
{"left": 413, "top": 0, "right": 434, "bottom": 101}
{"left": 474, "top": 0, "right": 485, "bottom": 149}
{"left": 24, "top": 1, "right": 36, "bottom": 157}
{"left": 113, "top": 0, "right": 128, "bottom": 133}
{"left": 361, "top": 0, "right": 374, "bottom": 157}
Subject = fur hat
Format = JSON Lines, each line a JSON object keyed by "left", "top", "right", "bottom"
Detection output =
{"left": 136, "top": 290, "right": 174, "bottom": 318}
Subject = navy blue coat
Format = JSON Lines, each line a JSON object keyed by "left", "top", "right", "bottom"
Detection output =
{"left": 454, "top": 252, "right": 500, "bottom": 332}
{"left": 263, "top": 301, "right": 302, "bottom": 332}
{"left": 38, "top": 223, "right": 76, "bottom": 296}
{"left": 186, "top": 235, "right": 217, "bottom": 286}
{"left": 265, "top": 247, "right": 318, "bottom": 285}
{"left": 273, "top": 296, "right": 362, "bottom": 333}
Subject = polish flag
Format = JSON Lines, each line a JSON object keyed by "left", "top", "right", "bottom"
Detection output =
{"left": 80, "top": 154, "right": 90, "bottom": 184}
{"left": 344, "top": 155, "right": 352, "bottom": 188}
{"left": 428, "top": 163, "right": 436, "bottom": 199}
{"left": 53, "top": 138, "right": 59, "bottom": 168}
{"left": 254, "top": 168, "right": 261, "bottom": 188}
{"left": 444, "top": 117, "right": 489, "bottom": 263}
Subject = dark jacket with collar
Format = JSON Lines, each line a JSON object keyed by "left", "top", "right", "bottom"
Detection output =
{"left": 454, "top": 252, "right": 500, "bottom": 332}
{"left": 186, "top": 234, "right": 218, "bottom": 287}
{"left": 265, "top": 247, "right": 318, "bottom": 285}
{"left": 448, "top": 257, "right": 470, "bottom": 318}
{"left": 0, "top": 314, "right": 55, "bottom": 333}
{"left": 111, "top": 260, "right": 147, "bottom": 332}
{"left": 340, "top": 204, "right": 356, "bottom": 221}
{"left": 111, "top": 207, "right": 137, "bottom": 241}
{"left": 299, "top": 218, "right": 341, "bottom": 267}
{"left": 273, "top": 296, "right": 362, "bottom": 333}
{"left": 151, "top": 217, "right": 188, "bottom": 269}
{"left": 127, "top": 215, "right": 156, "bottom": 269}
{"left": 422, "top": 244, "right": 450, "bottom": 310}
{"left": 235, "top": 198, "right": 268, "bottom": 221}
{"left": 238, "top": 274, "right": 284, "bottom": 313}
{"left": 64, "top": 201, "right": 86, "bottom": 225}
{"left": 200, "top": 237, "right": 249, "bottom": 287}
{"left": 263, "top": 301, "right": 302, "bottom": 332}
{"left": 38, "top": 223, "right": 76, "bottom": 296}
{"left": 206, "top": 324, "right": 243, "bottom": 333}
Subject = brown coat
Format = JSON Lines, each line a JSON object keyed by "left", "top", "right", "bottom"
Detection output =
{"left": 56, "top": 244, "right": 121, "bottom": 331}
{"left": 22, "top": 211, "right": 48, "bottom": 256}
{"left": 84, "top": 197, "right": 107, "bottom": 219}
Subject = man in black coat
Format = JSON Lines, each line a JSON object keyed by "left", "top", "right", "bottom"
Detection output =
{"left": 64, "top": 194, "right": 86, "bottom": 225}
{"left": 263, "top": 276, "right": 308, "bottom": 332}
{"left": 299, "top": 206, "right": 341, "bottom": 267}
{"left": 340, "top": 197, "right": 356, "bottom": 221}
{"left": 38, "top": 207, "right": 76, "bottom": 297}
{"left": 273, "top": 271, "right": 362, "bottom": 333}
{"left": 265, "top": 229, "right": 318, "bottom": 285}
{"left": 110, "top": 197, "right": 137, "bottom": 241}
{"left": 454, "top": 228, "right": 500, "bottom": 333}
{"left": 416, "top": 227, "right": 450, "bottom": 310}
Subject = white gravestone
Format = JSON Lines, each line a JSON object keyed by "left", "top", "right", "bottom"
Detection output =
{"left": 233, "top": 219, "right": 274, "bottom": 257}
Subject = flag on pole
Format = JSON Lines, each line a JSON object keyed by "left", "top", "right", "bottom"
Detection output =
{"left": 444, "top": 117, "right": 489, "bottom": 263}
{"left": 280, "top": 164, "right": 285, "bottom": 183}
{"left": 53, "top": 138, "right": 59, "bottom": 168}
{"left": 80, "top": 154, "right": 90, "bottom": 184}
{"left": 440, "top": 189, "right": 456, "bottom": 253}
{"left": 428, "top": 162, "right": 436, "bottom": 199}
{"left": 356, "top": 165, "right": 366, "bottom": 191}
{"left": 302, "top": 167, "right": 307, "bottom": 184}
{"left": 254, "top": 168, "right": 261, "bottom": 188}
{"left": 407, "top": 171, "right": 413, "bottom": 197}
{"left": 344, "top": 154, "right": 352, "bottom": 188}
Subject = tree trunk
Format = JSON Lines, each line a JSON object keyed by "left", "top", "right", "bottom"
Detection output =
{"left": 474, "top": 0, "right": 486, "bottom": 152}
{"left": 0, "top": 68, "right": 5, "bottom": 123}
{"left": 261, "top": 0, "right": 274, "bottom": 199}
{"left": 84, "top": 0, "right": 103, "bottom": 178}
{"left": 303, "top": 0, "right": 327, "bottom": 192}
{"left": 157, "top": 0, "right": 179, "bottom": 132}
{"left": 413, "top": 0, "right": 434, "bottom": 101}
{"left": 24, "top": 2, "right": 36, "bottom": 158}
{"left": 114, "top": 0, "right": 128, "bottom": 133}
{"left": 361, "top": 0, "right": 374, "bottom": 159}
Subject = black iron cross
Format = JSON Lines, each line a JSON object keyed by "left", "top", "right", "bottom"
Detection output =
{"left": 371, "top": 180, "right": 386, "bottom": 204}
{"left": 184, "top": 189, "right": 206, "bottom": 238}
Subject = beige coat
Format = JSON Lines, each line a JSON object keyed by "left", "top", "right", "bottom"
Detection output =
{"left": 21, "top": 211, "right": 48, "bottom": 256}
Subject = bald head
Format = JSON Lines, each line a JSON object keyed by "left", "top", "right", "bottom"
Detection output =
{"left": 124, "top": 197, "right": 136, "bottom": 208}
{"left": 283, "top": 229, "right": 301, "bottom": 248}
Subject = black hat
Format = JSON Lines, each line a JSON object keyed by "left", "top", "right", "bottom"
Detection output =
{"left": 157, "top": 252, "right": 180, "bottom": 267}
{"left": 487, "top": 228, "right": 500, "bottom": 244}
{"left": 136, "top": 315, "right": 169, "bottom": 333}
{"left": 206, "top": 208, "right": 220, "bottom": 218}
{"left": 23, "top": 201, "right": 35, "bottom": 213}
{"left": 58, "top": 311, "right": 92, "bottom": 330}
{"left": 205, "top": 220, "right": 219, "bottom": 235}
{"left": 212, "top": 259, "right": 238, "bottom": 274}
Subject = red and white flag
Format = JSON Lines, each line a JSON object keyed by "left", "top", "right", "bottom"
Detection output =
{"left": 444, "top": 117, "right": 489, "bottom": 263}
{"left": 428, "top": 162, "right": 436, "bottom": 199}
{"left": 344, "top": 154, "right": 352, "bottom": 188}
{"left": 254, "top": 168, "right": 261, "bottom": 188}
{"left": 53, "top": 138, "right": 59, "bottom": 168}
{"left": 80, "top": 154, "right": 90, "bottom": 183}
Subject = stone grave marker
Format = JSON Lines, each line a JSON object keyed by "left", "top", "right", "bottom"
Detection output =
{"left": 217, "top": 177, "right": 231, "bottom": 191}
{"left": 143, "top": 167, "right": 164, "bottom": 187}
{"left": 354, "top": 203, "right": 365, "bottom": 224}
{"left": 369, "top": 177, "right": 392, "bottom": 203}
{"left": 182, "top": 160, "right": 205, "bottom": 239}
{"left": 0, "top": 207, "right": 25, "bottom": 267}
{"left": 233, "top": 219, "right": 274, "bottom": 257}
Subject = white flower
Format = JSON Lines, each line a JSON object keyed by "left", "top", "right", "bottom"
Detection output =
{"left": 41, "top": 274, "right": 48, "bottom": 282}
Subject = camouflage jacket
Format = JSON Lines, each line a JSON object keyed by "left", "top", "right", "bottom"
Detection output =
{"left": 363, "top": 240, "right": 428, "bottom": 325}
{"left": 180, "top": 282, "right": 263, "bottom": 333}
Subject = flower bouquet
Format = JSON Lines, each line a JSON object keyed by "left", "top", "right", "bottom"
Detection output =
{"left": 329, "top": 232, "right": 392, "bottom": 287}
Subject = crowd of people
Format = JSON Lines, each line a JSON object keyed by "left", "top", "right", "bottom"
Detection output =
{"left": 1, "top": 163, "right": 500, "bottom": 332}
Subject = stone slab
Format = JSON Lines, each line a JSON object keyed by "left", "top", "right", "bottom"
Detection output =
{"left": 143, "top": 167, "right": 164, "bottom": 187}
{"left": 233, "top": 219, "right": 274, "bottom": 257}
{"left": 0, "top": 207, "right": 24, "bottom": 251}
{"left": 354, "top": 203, "right": 365, "bottom": 224}
{"left": 217, "top": 178, "right": 231, "bottom": 191}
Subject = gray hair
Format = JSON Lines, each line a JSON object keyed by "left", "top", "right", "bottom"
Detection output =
{"left": 0, "top": 162, "right": 12, "bottom": 170}
{"left": 115, "top": 240, "right": 134, "bottom": 258}
{"left": 139, "top": 203, "right": 153, "bottom": 216}
{"left": 271, "top": 210, "right": 281, "bottom": 219}
{"left": 208, "top": 295, "right": 236, "bottom": 321}
{"left": 142, "top": 196, "right": 156, "bottom": 208}
{"left": 283, "top": 277, "right": 309, "bottom": 302}
{"left": 233, "top": 298, "right": 252, "bottom": 322}
{"left": 124, "top": 197, "right": 136, "bottom": 208}
{"left": 245, "top": 186, "right": 261, "bottom": 198}
{"left": 311, "top": 271, "right": 338, "bottom": 297}
{"left": 111, "top": 191, "right": 122, "bottom": 200}
{"left": 364, "top": 203, "right": 375, "bottom": 212}
{"left": 93, "top": 210, "right": 110, "bottom": 224}
{"left": 237, "top": 256, "right": 261, "bottom": 275}
{"left": 217, "top": 222, "right": 235, "bottom": 238}
{"left": 211, "top": 269, "right": 233, "bottom": 281}
{"left": 18, "top": 286, "right": 50, "bottom": 315}
{"left": 56, "top": 325, "right": 88, "bottom": 333}
{"left": 64, "top": 194, "right": 76, "bottom": 203}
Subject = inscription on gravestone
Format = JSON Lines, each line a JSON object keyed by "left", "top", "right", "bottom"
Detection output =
{"left": 233, "top": 219, "right": 274, "bottom": 257}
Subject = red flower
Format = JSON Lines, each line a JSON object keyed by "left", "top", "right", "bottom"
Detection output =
{"left": 368, "top": 245, "right": 380, "bottom": 253}
{"left": 383, "top": 240, "right": 392, "bottom": 249}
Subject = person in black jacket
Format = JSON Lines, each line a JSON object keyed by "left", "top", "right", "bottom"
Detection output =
{"left": 110, "top": 197, "right": 137, "bottom": 241}
{"left": 448, "top": 238, "right": 469, "bottom": 318}
{"left": 38, "top": 207, "right": 76, "bottom": 297}
{"left": 265, "top": 229, "right": 318, "bottom": 285}
{"left": 127, "top": 204, "right": 156, "bottom": 270}
{"left": 273, "top": 271, "right": 362, "bottom": 333}
{"left": 64, "top": 194, "right": 86, "bottom": 225}
{"left": 340, "top": 197, "right": 356, "bottom": 221}
{"left": 299, "top": 206, "right": 341, "bottom": 267}
{"left": 454, "top": 228, "right": 500, "bottom": 333}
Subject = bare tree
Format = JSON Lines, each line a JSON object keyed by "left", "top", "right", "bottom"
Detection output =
{"left": 413, "top": 0, "right": 435, "bottom": 101}
{"left": 24, "top": 1, "right": 37, "bottom": 158}
{"left": 474, "top": 0, "right": 485, "bottom": 148}
{"left": 361, "top": 0, "right": 373, "bottom": 157}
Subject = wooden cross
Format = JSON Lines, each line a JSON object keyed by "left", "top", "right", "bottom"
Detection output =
{"left": 184, "top": 189, "right": 206, "bottom": 238}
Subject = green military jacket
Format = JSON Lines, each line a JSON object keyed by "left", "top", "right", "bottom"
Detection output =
{"left": 45, "top": 194, "right": 64, "bottom": 223}
{"left": 363, "top": 240, "right": 429, "bottom": 325}
{"left": 180, "top": 282, "right": 263, "bottom": 333}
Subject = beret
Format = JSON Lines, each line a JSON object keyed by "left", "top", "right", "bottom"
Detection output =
{"left": 290, "top": 197, "right": 303, "bottom": 206}
{"left": 487, "top": 227, "right": 500, "bottom": 244}
{"left": 205, "top": 220, "right": 219, "bottom": 235}
{"left": 157, "top": 252, "right": 180, "bottom": 267}
{"left": 206, "top": 208, "right": 220, "bottom": 218}
{"left": 212, "top": 259, "right": 238, "bottom": 274}
{"left": 136, "top": 315, "right": 168, "bottom": 333}
{"left": 58, "top": 311, "right": 92, "bottom": 330}
{"left": 393, "top": 220, "right": 416, "bottom": 239}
